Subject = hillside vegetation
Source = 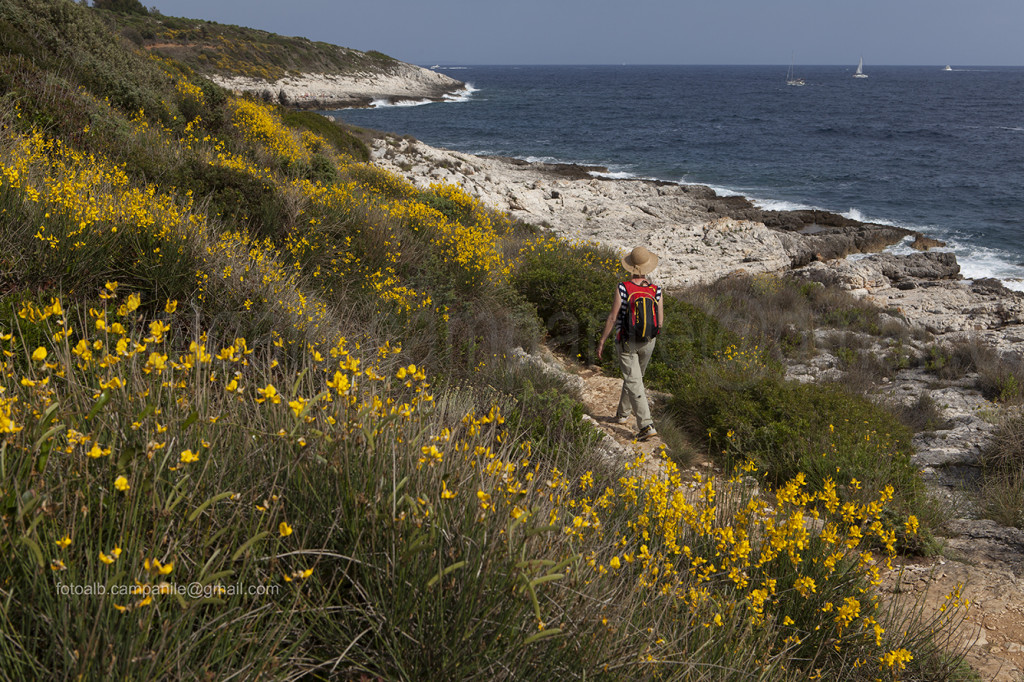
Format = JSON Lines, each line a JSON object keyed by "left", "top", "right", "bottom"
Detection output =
{"left": 99, "top": 1, "right": 401, "bottom": 81}
{"left": 0, "top": 0, "right": 971, "bottom": 679}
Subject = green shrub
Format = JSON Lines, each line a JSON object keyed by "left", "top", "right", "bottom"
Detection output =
{"left": 292, "top": 152, "right": 340, "bottom": 184}
{"left": 670, "top": 371, "right": 932, "bottom": 547}
{"left": 364, "top": 50, "right": 397, "bottom": 65}
{"left": 179, "top": 162, "right": 290, "bottom": 239}
{"left": 512, "top": 240, "right": 620, "bottom": 367}
{"left": 419, "top": 189, "right": 475, "bottom": 226}
{"left": 280, "top": 110, "right": 370, "bottom": 162}
{"left": 93, "top": 0, "right": 149, "bottom": 15}
{"left": 344, "top": 163, "right": 417, "bottom": 199}
{"left": 0, "top": 0, "right": 168, "bottom": 117}
{"left": 514, "top": 381, "right": 601, "bottom": 454}
{"left": 643, "top": 296, "right": 737, "bottom": 389}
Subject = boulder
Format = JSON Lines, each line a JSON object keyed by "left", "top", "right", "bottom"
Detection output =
{"left": 870, "top": 252, "right": 961, "bottom": 281}
{"left": 910, "top": 234, "right": 947, "bottom": 251}
{"left": 774, "top": 225, "right": 917, "bottom": 267}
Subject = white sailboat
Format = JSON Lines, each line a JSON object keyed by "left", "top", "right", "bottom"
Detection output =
{"left": 853, "top": 56, "right": 868, "bottom": 78}
{"left": 786, "top": 55, "right": 805, "bottom": 86}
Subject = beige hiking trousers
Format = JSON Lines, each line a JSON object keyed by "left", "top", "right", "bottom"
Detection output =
{"left": 615, "top": 338, "right": 656, "bottom": 429}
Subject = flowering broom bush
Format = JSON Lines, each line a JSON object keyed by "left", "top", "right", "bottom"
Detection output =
{"left": 0, "top": 287, "right": 968, "bottom": 679}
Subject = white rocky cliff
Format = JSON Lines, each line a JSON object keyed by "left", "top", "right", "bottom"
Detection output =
{"left": 211, "top": 63, "right": 465, "bottom": 108}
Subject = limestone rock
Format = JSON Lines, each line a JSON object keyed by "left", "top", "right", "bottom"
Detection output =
{"left": 508, "top": 346, "right": 585, "bottom": 397}
{"left": 775, "top": 225, "right": 915, "bottom": 267}
{"left": 911, "top": 234, "right": 947, "bottom": 250}
{"left": 211, "top": 64, "right": 465, "bottom": 109}
{"left": 870, "top": 252, "right": 961, "bottom": 281}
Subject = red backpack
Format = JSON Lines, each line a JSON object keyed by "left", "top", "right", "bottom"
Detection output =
{"left": 619, "top": 280, "right": 660, "bottom": 342}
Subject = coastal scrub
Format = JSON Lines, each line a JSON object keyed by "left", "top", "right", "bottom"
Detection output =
{"left": 0, "top": 1, "right": 971, "bottom": 677}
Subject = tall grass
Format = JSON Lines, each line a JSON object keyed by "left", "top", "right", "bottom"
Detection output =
{"left": 0, "top": 288, "right": 968, "bottom": 678}
{"left": 974, "top": 414, "right": 1024, "bottom": 528}
{"left": 679, "top": 273, "right": 916, "bottom": 361}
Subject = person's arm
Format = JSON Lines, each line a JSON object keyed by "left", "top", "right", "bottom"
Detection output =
{"left": 658, "top": 288, "right": 665, "bottom": 331}
{"left": 597, "top": 291, "right": 622, "bottom": 360}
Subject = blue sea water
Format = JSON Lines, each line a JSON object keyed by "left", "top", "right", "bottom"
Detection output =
{"left": 330, "top": 65, "right": 1024, "bottom": 288}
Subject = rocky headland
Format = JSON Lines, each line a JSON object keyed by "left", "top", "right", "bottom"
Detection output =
{"left": 211, "top": 64, "right": 466, "bottom": 109}
{"left": 366, "top": 133, "right": 1024, "bottom": 678}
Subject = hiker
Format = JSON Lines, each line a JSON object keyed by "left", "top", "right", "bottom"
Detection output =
{"left": 597, "top": 246, "right": 664, "bottom": 442}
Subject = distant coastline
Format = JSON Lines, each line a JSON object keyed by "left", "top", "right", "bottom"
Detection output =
{"left": 210, "top": 64, "right": 466, "bottom": 109}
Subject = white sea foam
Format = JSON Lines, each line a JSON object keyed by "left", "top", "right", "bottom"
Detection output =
{"left": 522, "top": 155, "right": 566, "bottom": 165}
{"left": 703, "top": 184, "right": 746, "bottom": 198}
{"left": 881, "top": 236, "right": 927, "bottom": 256}
{"left": 842, "top": 208, "right": 906, "bottom": 228}
{"left": 368, "top": 97, "right": 434, "bottom": 108}
{"left": 442, "top": 85, "right": 478, "bottom": 103}
{"left": 590, "top": 171, "right": 635, "bottom": 180}
{"left": 844, "top": 207, "right": 867, "bottom": 222}
{"left": 751, "top": 197, "right": 815, "bottom": 212}
{"left": 512, "top": 155, "right": 636, "bottom": 179}
{"left": 701, "top": 185, "right": 817, "bottom": 212}
{"left": 367, "top": 84, "right": 478, "bottom": 109}
{"left": 943, "top": 242, "right": 1024, "bottom": 290}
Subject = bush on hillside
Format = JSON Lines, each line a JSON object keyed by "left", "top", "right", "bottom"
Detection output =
{"left": 680, "top": 273, "right": 914, "bottom": 360}
{"left": 513, "top": 238, "right": 625, "bottom": 367}
{"left": 670, "top": 368, "right": 934, "bottom": 550}
{"left": 280, "top": 110, "right": 370, "bottom": 162}
{"left": 180, "top": 162, "right": 291, "bottom": 239}
{"left": 93, "top": 0, "right": 148, "bottom": 15}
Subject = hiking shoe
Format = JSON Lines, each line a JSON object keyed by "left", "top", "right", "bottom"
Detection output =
{"left": 615, "top": 415, "right": 630, "bottom": 425}
{"left": 637, "top": 425, "right": 657, "bottom": 442}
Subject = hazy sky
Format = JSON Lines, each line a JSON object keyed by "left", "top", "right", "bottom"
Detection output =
{"left": 146, "top": 0, "right": 1024, "bottom": 66}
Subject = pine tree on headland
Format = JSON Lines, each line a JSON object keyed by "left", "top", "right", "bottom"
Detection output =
{"left": 92, "top": 0, "right": 148, "bottom": 15}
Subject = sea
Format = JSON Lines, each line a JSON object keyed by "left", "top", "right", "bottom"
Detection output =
{"left": 329, "top": 65, "right": 1024, "bottom": 290}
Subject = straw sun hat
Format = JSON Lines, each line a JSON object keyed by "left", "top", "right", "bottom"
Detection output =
{"left": 621, "top": 246, "right": 659, "bottom": 276}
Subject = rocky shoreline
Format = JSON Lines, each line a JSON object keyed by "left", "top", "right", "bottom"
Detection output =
{"left": 370, "top": 135, "right": 1024, "bottom": 336}
{"left": 369, "top": 132, "right": 1024, "bottom": 566}
{"left": 212, "top": 64, "right": 466, "bottom": 109}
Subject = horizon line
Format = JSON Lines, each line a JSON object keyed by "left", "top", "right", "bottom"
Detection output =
{"left": 419, "top": 62, "right": 1024, "bottom": 68}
